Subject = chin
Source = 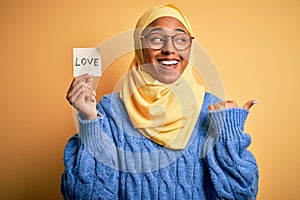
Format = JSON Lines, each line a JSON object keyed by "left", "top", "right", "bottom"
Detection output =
{"left": 158, "top": 75, "right": 180, "bottom": 84}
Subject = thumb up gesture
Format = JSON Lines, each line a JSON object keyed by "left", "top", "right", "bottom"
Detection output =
{"left": 208, "top": 100, "right": 259, "bottom": 111}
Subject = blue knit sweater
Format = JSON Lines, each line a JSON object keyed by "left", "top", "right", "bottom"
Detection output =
{"left": 61, "top": 92, "right": 258, "bottom": 200}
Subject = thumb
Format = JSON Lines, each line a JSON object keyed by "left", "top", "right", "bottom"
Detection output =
{"left": 86, "top": 76, "right": 94, "bottom": 87}
{"left": 243, "top": 100, "right": 259, "bottom": 110}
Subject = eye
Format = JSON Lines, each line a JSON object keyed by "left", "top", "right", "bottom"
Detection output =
{"left": 147, "top": 33, "right": 165, "bottom": 44}
{"left": 174, "top": 35, "right": 188, "bottom": 43}
{"left": 150, "top": 37, "right": 164, "bottom": 43}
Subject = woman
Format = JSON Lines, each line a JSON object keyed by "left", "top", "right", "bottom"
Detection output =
{"left": 62, "top": 4, "right": 259, "bottom": 199}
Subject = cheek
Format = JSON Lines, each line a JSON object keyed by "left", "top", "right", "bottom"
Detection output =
{"left": 180, "top": 49, "right": 191, "bottom": 63}
{"left": 179, "top": 51, "right": 190, "bottom": 69}
{"left": 179, "top": 60, "right": 189, "bottom": 74}
{"left": 142, "top": 49, "right": 157, "bottom": 63}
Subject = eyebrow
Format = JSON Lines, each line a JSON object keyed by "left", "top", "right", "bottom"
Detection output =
{"left": 149, "top": 27, "right": 186, "bottom": 34}
{"left": 175, "top": 28, "right": 186, "bottom": 33}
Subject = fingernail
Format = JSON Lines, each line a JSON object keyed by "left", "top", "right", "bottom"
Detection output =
{"left": 93, "top": 90, "right": 96, "bottom": 96}
{"left": 91, "top": 96, "right": 96, "bottom": 102}
{"left": 253, "top": 100, "right": 259, "bottom": 104}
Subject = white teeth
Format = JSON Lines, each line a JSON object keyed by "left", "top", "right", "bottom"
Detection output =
{"left": 160, "top": 60, "right": 178, "bottom": 65}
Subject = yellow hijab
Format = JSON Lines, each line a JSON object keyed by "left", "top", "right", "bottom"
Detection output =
{"left": 120, "top": 4, "right": 205, "bottom": 149}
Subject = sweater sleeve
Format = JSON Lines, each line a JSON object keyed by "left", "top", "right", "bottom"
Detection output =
{"left": 61, "top": 109, "right": 119, "bottom": 199}
{"left": 203, "top": 108, "right": 259, "bottom": 200}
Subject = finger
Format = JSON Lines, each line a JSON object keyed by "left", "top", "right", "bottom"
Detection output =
{"left": 212, "top": 103, "right": 221, "bottom": 110}
{"left": 68, "top": 87, "right": 96, "bottom": 105}
{"left": 66, "top": 74, "right": 93, "bottom": 98}
{"left": 69, "top": 74, "right": 93, "bottom": 90}
{"left": 68, "top": 86, "right": 95, "bottom": 106}
{"left": 75, "top": 73, "right": 93, "bottom": 81}
{"left": 208, "top": 105, "right": 215, "bottom": 111}
{"left": 73, "top": 75, "right": 94, "bottom": 95}
{"left": 243, "top": 99, "right": 259, "bottom": 110}
{"left": 224, "top": 100, "right": 238, "bottom": 108}
{"left": 209, "top": 101, "right": 238, "bottom": 111}
{"left": 72, "top": 90, "right": 95, "bottom": 109}
{"left": 72, "top": 85, "right": 94, "bottom": 101}
{"left": 208, "top": 102, "right": 223, "bottom": 110}
{"left": 67, "top": 81, "right": 92, "bottom": 99}
{"left": 214, "top": 102, "right": 228, "bottom": 110}
{"left": 86, "top": 76, "right": 94, "bottom": 87}
{"left": 67, "top": 81, "right": 94, "bottom": 99}
{"left": 90, "top": 95, "right": 96, "bottom": 103}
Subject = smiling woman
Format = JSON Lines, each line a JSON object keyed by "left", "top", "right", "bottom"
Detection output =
{"left": 62, "top": 4, "right": 259, "bottom": 199}
{"left": 119, "top": 15, "right": 205, "bottom": 149}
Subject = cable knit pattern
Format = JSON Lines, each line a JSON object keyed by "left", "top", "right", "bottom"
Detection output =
{"left": 61, "top": 92, "right": 258, "bottom": 200}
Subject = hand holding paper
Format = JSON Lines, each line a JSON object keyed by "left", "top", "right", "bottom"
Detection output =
{"left": 66, "top": 74, "right": 98, "bottom": 120}
{"left": 66, "top": 48, "right": 101, "bottom": 120}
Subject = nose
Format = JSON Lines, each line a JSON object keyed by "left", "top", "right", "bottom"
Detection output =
{"left": 161, "top": 37, "right": 175, "bottom": 54}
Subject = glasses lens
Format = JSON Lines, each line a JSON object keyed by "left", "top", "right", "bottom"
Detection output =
{"left": 145, "top": 33, "right": 192, "bottom": 51}
{"left": 146, "top": 33, "right": 165, "bottom": 50}
{"left": 173, "top": 34, "right": 191, "bottom": 50}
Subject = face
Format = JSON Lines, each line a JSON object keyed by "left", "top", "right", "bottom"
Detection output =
{"left": 141, "top": 17, "right": 192, "bottom": 84}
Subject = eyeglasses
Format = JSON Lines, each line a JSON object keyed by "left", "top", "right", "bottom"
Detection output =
{"left": 140, "top": 33, "right": 194, "bottom": 51}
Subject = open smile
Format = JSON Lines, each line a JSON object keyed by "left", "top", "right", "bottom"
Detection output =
{"left": 157, "top": 58, "right": 180, "bottom": 70}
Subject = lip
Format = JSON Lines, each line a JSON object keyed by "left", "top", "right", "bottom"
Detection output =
{"left": 156, "top": 57, "right": 180, "bottom": 62}
{"left": 157, "top": 57, "right": 180, "bottom": 70}
{"left": 158, "top": 61, "right": 179, "bottom": 70}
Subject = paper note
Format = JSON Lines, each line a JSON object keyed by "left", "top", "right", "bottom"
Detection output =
{"left": 73, "top": 48, "right": 101, "bottom": 77}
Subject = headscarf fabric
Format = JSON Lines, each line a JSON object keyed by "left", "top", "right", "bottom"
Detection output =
{"left": 120, "top": 4, "right": 205, "bottom": 149}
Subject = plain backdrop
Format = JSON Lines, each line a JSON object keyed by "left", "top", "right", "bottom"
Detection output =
{"left": 0, "top": 0, "right": 299, "bottom": 199}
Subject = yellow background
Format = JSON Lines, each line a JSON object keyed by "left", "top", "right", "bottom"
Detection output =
{"left": 0, "top": 0, "right": 299, "bottom": 199}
